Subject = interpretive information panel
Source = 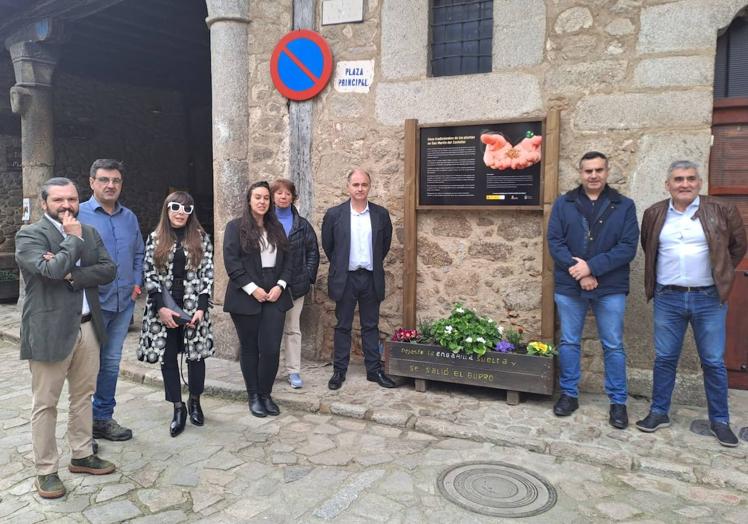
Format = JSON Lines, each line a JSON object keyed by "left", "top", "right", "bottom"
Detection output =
{"left": 419, "top": 121, "right": 543, "bottom": 207}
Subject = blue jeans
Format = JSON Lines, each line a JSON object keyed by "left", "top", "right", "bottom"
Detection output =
{"left": 555, "top": 292, "right": 628, "bottom": 404}
{"left": 651, "top": 285, "right": 729, "bottom": 423}
{"left": 92, "top": 300, "right": 135, "bottom": 421}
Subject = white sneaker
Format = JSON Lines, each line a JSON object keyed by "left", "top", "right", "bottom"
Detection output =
{"left": 289, "top": 373, "right": 303, "bottom": 389}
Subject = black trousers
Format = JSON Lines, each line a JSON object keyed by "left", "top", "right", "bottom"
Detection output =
{"left": 333, "top": 269, "right": 382, "bottom": 374}
{"left": 161, "top": 292, "right": 205, "bottom": 402}
{"left": 230, "top": 269, "right": 287, "bottom": 395}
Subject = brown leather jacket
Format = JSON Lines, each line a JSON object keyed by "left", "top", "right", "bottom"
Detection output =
{"left": 641, "top": 195, "right": 747, "bottom": 302}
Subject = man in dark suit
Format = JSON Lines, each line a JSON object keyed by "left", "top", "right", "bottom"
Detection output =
{"left": 321, "top": 168, "right": 396, "bottom": 390}
{"left": 15, "top": 177, "right": 117, "bottom": 499}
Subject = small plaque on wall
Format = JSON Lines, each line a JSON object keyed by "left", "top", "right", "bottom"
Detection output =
{"left": 322, "top": 0, "right": 364, "bottom": 25}
{"left": 418, "top": 120, "right": 544, "bottom": 207}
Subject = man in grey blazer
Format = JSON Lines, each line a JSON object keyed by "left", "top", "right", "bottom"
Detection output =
{"left": 15, "top": 177, "right": 117, "bottom": 499}
{"left": 321, "top": 168, "right": 396, "bottom": 390}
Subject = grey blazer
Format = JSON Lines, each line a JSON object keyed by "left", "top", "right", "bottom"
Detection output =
{"left": 15, "top": 216, "right": 116, "bottom": 362}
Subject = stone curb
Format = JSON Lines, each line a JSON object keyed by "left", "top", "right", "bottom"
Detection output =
{"left": 2, "top": 325, "right": 744, "bottom": 493}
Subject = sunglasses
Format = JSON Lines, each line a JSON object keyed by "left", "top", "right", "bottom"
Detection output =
{"left": 167, "top": 202, "right": 194, "bottom": 215}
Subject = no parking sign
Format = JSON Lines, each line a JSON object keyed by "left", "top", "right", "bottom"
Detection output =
{"left": 270, "top": 29, "right": 333, "bottom": 101}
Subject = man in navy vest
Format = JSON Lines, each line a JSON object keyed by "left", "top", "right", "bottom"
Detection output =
{"left": 547, "top": 151, "right": 639, "bottom": 429}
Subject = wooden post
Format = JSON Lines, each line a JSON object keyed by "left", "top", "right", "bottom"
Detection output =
{"left": 403, "top": 119, "right": 419, "bottom": 328}
{"left": 541, "top": 109, "right": 560, "bottom": 343}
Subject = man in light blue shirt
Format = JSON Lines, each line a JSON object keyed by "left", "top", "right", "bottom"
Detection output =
{"left": 78, "top": 159, "right": 144, "bottom": 442}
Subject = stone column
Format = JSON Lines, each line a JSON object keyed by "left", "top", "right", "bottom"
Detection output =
{"left": 5, "top": 20, "right": 62, "bottom": 223}
{"left": 205, "top": 0, "right": 250, "bottom": 358}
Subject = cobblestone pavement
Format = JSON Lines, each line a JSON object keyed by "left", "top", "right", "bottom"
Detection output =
{"left": 2, "top": 339, "right": 748, "bottom": 523}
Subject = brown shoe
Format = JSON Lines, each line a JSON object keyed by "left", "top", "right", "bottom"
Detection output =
{"left": 35, "top": 473, "right": 66, "bottom": 499}
{"left": 68, "top": 454, "right": 116, "bottom": 475}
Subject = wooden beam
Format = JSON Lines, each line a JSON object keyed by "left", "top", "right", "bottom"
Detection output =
{"left": 541, "top": 109, "right": 560, "bottom": 344}
{"left": 403, "top": 119, "right": 419, "bottom": 328}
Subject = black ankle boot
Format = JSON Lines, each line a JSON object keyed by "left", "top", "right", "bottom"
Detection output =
{"left": 260, "top": 394, "right": 280, "bottom": 416}
{"left": 188, "top": 395, "right": 204, "bottom": 426}
{"left": 170, "top": 403, "right": 187, "bottom": 437}
{"left": 249, "top": 393, "right": 267, "bottom": 418}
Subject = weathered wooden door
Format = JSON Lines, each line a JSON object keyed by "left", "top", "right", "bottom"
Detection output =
{"left": 710, "top": 99, "right": 748, "bottom": 389}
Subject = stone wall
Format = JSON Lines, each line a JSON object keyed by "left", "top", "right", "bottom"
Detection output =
{"left": 0, "top": 58, "right": 22, "bottom": 258}
{"left": 285, "top": 0, "right": 748, "bottom": 403}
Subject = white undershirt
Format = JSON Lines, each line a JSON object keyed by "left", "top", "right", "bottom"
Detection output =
{"left": 242, "top": 231, "right": 287, "bottom": 297}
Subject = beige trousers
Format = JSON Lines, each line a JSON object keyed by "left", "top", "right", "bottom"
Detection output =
{"left": 29, "top": 321, "right": 99, "bottom": 475}
{"left": 282, "top": 296, "right": 305, "bottom": 375}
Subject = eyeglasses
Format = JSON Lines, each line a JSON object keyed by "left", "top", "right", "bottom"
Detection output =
{"left": 94, "top": 176, "right": 122, "bottom": 185}
{"left": 167, "top": 202, "right": 194, "bottom": 215}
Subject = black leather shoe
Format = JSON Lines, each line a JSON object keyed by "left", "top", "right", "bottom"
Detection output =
{"left": 328, "top": 370, "right": 346, "bottom": 390}
{"left": 366, "top": 370, "right": 397, "bottom": 388}
{"left": 609, "top": 404, "right": 629, "bottom": 429}
{"left": 710, "top": 422, "right": 739, "bottom": 447}
{"left": 635, "top": 412, "right": 670, "bottom": 433}
{"left": 170, "top": 404, "right": 187, "bottom": 437}
{"left": 249, "top": 394, "right": 267, "bottom": 418}
{"left": 260, "top": 394, "right": 280, "bottom": 416}
{"left": 188, "top": 396, "right": 204, "bottom": 426}
{"left": 553, "top": 394, "right": 579, "bottom": 416}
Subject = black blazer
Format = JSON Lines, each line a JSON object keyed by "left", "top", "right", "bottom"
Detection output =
{"left": 321, "top": 199, "right": 392, "bottom": 302}
{"left": 222, "top": 218, "right": 293, "bottom": 315}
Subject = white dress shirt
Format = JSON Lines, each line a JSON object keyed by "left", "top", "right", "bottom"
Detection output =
{"left": 656, "top": 196, "right": 714, "bottom": 287}
{"left": 348, "top": 203, "right": 373, "bottom": 271}
{"left": 45, "top": 214, "right": 91, "bottom": 315}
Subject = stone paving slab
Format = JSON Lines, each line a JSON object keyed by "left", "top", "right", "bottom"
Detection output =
{"left": 2, "top": 302, "right": 748, "bottom": 496}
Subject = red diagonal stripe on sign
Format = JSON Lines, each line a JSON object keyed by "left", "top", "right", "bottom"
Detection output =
{"left": 281, "top": 45, "right": 320, "bottom": 84}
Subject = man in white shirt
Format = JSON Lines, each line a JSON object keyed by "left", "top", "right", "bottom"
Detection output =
{"left": 637, "top": 161, "right": 747, "bottom": 447}
{"left": 321, "top": 169, "right": 395, "bottom": 390}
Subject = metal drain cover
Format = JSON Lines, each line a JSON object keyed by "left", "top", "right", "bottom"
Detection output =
{"left": 437, "top": 461, "right": 557, "bottom": 518}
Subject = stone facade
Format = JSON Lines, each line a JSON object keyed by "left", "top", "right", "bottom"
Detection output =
{"left": 247, "top": 0, "right": 748, "bottom": 404}
{"left": 0, "top": 60, "right": 22, "bottom": 258}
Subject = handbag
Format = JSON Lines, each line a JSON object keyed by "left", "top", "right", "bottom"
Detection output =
{"left": 161, "top": 288, "right": 192, "bottom": 325}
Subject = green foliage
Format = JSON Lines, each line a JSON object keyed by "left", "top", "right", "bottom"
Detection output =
{"left": 432, "top": 304, "right": 502, "bottom": 357}
{"left": 503, "top": 327, "right": 524, "bottom": 348}
{"left": 416, "top": 318, "right": 436, "bottom": 344}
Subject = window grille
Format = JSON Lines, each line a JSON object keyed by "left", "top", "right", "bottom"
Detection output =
{"left": 430, "top": 0, "right": 493, "bottom": 77}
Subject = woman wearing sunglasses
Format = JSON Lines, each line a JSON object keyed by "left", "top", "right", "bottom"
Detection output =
{"left": 137, "top": 192, "right": 214, "bottom": 436}
{"left": 223, "top": 181, "right": 292, "bottom": 417}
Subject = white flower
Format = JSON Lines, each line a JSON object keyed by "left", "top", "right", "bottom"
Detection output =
{"left": 455, "top": 307, "right": 465, "bottom": 314}
{"left": 498, "top": 325, "right": 505, "bottom": 335}
{"left": 487, "top": 318, "right": 494, "bottom": 323}
{"left": 476, "top": 337, "right": 485, "bottom": 344}
{"left": 445, "top": 325, "right": 453, "bottom": 334}
{"left": 465, "top": 336, "right": 473, "bottom": 343}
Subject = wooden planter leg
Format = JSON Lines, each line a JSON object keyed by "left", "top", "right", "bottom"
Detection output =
{"left": 414, "top": 379, "right": 428, "bottom": 392}
{"left": 506, "top": 390, "right": 521, "bottom": 405}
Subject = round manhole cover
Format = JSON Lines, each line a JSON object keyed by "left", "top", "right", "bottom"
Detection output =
{"left": 437, "top": 461, "right": 557, "bottom": 518}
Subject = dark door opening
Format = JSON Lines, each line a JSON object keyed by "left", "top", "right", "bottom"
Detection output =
{"left": 56, "top": 0, "right": 213, "bottom": 237}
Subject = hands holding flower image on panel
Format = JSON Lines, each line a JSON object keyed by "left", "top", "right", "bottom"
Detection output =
{"left": 480, "top": 131, "right": 543, "bottom": 171}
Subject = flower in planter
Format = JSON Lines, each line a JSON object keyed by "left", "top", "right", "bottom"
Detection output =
{"left": 432, "top": 304, "right": 503, "bottom": 357}
{"left": 526, "top": 341, "right": 556, "bottom": 357}
{"left": 391, "top": 328, "right": 419, "bottom": 342}
{"left": 495, "top": 340, "right": 515, "bottom": 353}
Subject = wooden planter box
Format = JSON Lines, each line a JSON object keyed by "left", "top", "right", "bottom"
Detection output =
{"left": 384, "top": 341, "right": 555, "bottom": 404}
{"left": 0, "top": 279, "right": 19, "bottom": 302}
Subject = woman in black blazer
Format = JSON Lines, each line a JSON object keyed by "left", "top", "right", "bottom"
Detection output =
{"left": 223, "top": 181, "right": 292, "bottom": 417}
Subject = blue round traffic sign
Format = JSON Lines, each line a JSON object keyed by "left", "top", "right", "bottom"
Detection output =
{"left": 270, "top": 30, "right": 333, "bottom": 101}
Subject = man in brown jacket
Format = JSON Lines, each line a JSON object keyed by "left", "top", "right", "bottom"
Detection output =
{"left": 636, "top": 160, "right": 747, "bottom": 447}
